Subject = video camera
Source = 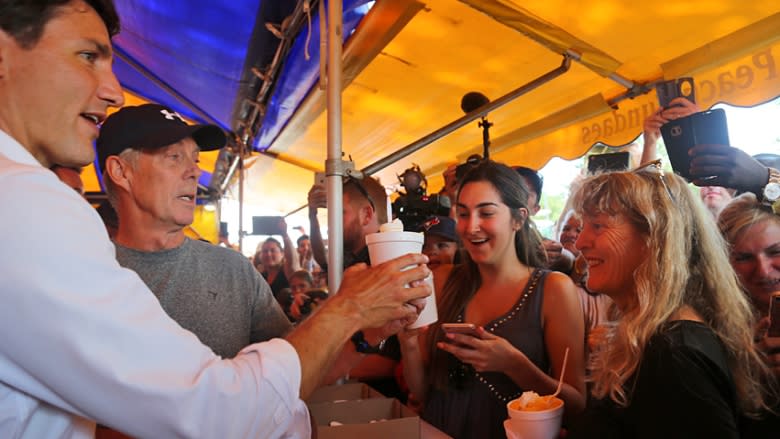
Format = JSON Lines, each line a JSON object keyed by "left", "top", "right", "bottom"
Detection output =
{"left": 455, "top": 154, "right": 483, "bottom": 181}
{"left": 392, "top": 164, "right": 451, "bottom": 231}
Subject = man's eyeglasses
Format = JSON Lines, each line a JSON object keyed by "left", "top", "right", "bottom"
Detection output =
{"left": 633, "top": 159, "right": 676, "bottom": 203}
{"left": 345, "top": 175, "right": 376, "bottom": 210}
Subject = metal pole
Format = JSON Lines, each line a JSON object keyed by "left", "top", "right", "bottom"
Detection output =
{"left": 326, "top": 0, "right": 345, "bottom": 292}
{"left": 285, "top": 55, "right": 574, "bottom": 218}
{"left": 362, "top": 55, "right": 572, "bottom": 174}
{"left": 238, "top": 143, "right": 245, "bottom": 254}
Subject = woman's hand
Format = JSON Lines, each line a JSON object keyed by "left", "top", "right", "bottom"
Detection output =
{"left": 437, "top": 326, "right": 527, "bottom": 373}
{"left": 755, "top": 317, "right": 780, "bottom": 379}
{"left": 643, "top": 97, "right": 699, "bottom": 150}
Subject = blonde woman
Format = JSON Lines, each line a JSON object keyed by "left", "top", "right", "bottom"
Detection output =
{"left": 567, "top": 162, "right": 774, "bottom": 438}
{"left": 718, "top": 193, "right": 780, "bottom": 435}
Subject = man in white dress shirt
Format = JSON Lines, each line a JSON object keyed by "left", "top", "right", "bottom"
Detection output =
{"left": 0, "top": 1, "right": 431, "bottom": 437}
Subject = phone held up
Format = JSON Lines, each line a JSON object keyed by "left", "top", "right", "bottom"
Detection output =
{"left": 587, "top": 151, "right": 630, "bottom": 175}
{"left": 655, "top": 77, "right": 695, "bottom": 109}
{"left": 252, "top": 215, "right": 285, "bottom": 236}
{"left": 768, "top": 292, "right": 780, "bottom": 338}
{"left": 660, "top": 108, "right": 730, "bottom": 182}
{"left": 314, "top": 171, "right": 326, "bottom": 187}
{"left": 441, "top": 323, "right": 479, "bottom": 337}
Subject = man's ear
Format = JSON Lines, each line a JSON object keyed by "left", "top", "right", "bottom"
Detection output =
{"left": 360, "top": 203, "right": 375, "bottom": 226}
{"left": 105, "top": 156, "right": 133, "bottom": 192}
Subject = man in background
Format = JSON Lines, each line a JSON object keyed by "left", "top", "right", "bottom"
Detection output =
{"left": 98, "top": 103, "right": 292, "bottom": 358}
{"left": 307, "top": 176, "right": 407, "bottom": 400}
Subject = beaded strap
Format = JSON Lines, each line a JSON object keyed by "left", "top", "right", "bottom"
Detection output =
{"left": 457, "top": 268, "right": 543, "bottom": 403}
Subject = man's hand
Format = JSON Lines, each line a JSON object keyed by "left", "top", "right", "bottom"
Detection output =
{"left": 334, "top": 253, "right": 431, "bottom": 330}
{"left": 308, "top": 184, "right": 327, "bottom": 212}
{"left": 689, "top": 144, "right": 769, "bottom": 192}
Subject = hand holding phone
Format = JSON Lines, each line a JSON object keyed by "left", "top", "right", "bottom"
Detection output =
{"left": 767, "top": 292, "right": 780, "bottom": 338}
{"left": 655, "top": 77, "right": 695, "bottom": 109}
{"left": 661, "top": 108, "right": 730, "bottom": 181}
{"left": 442, "top": 323, "right": 479, "bottom": 337}
{"left": 314, "top": 171, "right": 326, "bottom": 187}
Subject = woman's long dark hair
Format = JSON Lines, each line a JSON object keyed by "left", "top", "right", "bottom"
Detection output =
{"left": 426, "top": 160, "right": 546, "bottom": 390}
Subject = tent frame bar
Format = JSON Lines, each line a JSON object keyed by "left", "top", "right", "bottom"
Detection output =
{"left": 362, "top": 54, "right": 574, "bottom": 175}
{"left": 284, "top": 53, "right": 574, "bottom": 218}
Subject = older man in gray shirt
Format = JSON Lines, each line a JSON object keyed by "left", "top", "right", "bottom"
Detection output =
{"left": 97, "top": 103, "right": 291, "bottom": 357}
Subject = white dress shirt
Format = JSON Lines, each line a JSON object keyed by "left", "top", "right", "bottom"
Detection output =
{"left": 0, "top": 129, "right": 310, "bottom": 438}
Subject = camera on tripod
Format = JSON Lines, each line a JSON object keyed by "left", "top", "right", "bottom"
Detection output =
{"left": 392, "top": 164, "right": 451, "bottom": 231}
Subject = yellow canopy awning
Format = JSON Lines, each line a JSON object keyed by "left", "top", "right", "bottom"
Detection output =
{"left": 239, "top": 0, "right": 780, "bottom": 215}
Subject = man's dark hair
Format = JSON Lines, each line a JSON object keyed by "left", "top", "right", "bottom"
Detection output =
{"left": 0, "top": 0, "right": 120, "bottom": 49}
{"left": 514, "top": 166, "right": 544, "bottom": 198}
{"left": 296, "top": 234, "right": 310, "bottom": 246}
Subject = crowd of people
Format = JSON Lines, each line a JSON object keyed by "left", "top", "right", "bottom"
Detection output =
{"left": 2, "top": 1, "right": 780, "bottom": 438}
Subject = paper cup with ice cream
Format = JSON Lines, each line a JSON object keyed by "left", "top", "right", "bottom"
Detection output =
{"left": 505, "top": 391, "right": 564, "bottom": 439}
{"left": 365, "top": 219, "right": 437, "bottom": 328}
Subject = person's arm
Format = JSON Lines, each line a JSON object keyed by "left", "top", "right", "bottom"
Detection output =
{"left": 640, "top": 97, "right": 698, "bottom": 165}
{"left": 689, "top": 144, "right": 774, "bottom": 194}
{"left": 308, "top": 185, "right": 328, "bottom": 269}
{"left": 285, "top": 255, "right": 432, "bottom": 398}
{"left": 498, "top": 272, "right": 587, "bottom": 415}
{"left": 2, "top": 173, "right": 309, "bottom": 438}
{"left": 398, "top": 264, "right": 452, "bottom": 403}
{"left": 279, "top": 218, "right": 300, "bottom": 280}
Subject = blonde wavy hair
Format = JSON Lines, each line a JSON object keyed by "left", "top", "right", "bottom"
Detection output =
{"left": 718, "top": 192, "right": 780, "bottom": 259}
{"left": 570, "top": 168, "right": 772, "bottom": 416}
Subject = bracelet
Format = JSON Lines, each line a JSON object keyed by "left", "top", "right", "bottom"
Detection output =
{"left": 763, "top": 167, "right": 780, "bottom": 214}
{"left": 350, "top": 330, "right": 386, "bottom": 354}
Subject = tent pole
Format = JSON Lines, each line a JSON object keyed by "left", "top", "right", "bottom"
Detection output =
{"left": 238, "top": 140, "right": 246, "bottom": 254}
{"left": 285, "top": 54, "right": 574, "bottom": 218}
{"left": 326, "top": 0, "right": 345, "bottom": 292}
{"left": 362, "top": 54, "right": 573, "bottom": 175}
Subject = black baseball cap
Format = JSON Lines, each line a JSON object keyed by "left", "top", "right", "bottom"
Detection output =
{"left": 95, "top": 104, "right": 226, "bottom": 173}
{"left": 418, "top": 215, "right": 458, "bottom": 242}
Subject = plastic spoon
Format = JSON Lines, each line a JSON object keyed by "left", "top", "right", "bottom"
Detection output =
{"left": 551, "top": 347, "right": 569, "bottom": 398}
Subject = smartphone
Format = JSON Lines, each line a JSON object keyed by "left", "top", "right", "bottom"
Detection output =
{"left": 252, "top": 215, "right": 284, "bottom": 236}
{"left": 655, "top": 77, "right": 695, "bottom": 109}
{"left": 441, "top": 323, "right": 479, "bottom": 337}
{"left": 587, "top": 152, "right": 630, "bottom": 174}
{"left": 768, "top": 292, "right": 780, "bottom": 338}
{"left": 660, "top": 108, "right": 730, "bottom": 181}
{"left": 314, "top": 171, "right": 326, "bottom": 186}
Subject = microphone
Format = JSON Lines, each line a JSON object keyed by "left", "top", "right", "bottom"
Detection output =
{"left": 460, "top": 91, "right": 490, "bottom": 114}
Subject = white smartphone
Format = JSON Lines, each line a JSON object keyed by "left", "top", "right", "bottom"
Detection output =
{"left": 314, "top": 171, "right": 326, "bottom": 186}
{"left": 441, "top": 323, "right": 479, "bottom": 337}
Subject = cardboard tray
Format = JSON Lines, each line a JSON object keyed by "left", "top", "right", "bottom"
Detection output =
{"left": 306, "top": 382, "right": 384, "bottom": 404}
{"left": 308, "top": 398, "right": 421, "bottom": 439}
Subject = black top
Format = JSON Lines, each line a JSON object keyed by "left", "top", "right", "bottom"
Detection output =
{"left": 262, "top": 269, "right": 289, "bottom": 297}
{"left": 569, "top": 320, "right": 740, "bottom": 439}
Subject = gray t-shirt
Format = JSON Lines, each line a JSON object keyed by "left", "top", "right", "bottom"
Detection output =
{"left": 115, "top": 238, "right": 292, "bottom": 358}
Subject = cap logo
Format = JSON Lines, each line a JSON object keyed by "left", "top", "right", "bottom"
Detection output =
{"left": 160, "top": 109, "right": 185, "bottom": 122}
{"left": 421, "top": 216, "right": 440, "bottom": 232}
